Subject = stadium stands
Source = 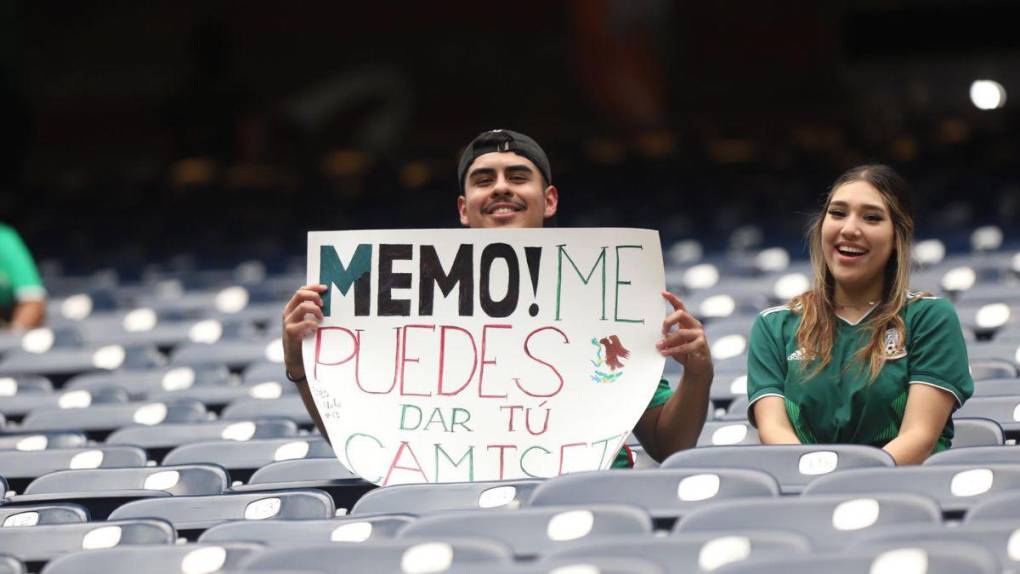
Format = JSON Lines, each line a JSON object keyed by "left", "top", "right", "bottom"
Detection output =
{"left": 0, "top": 240, "right": 1017, "bottom": 572}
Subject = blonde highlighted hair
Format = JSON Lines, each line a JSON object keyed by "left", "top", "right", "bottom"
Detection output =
{"left": 791, "top": 164, "right": 918, "bottom": 381}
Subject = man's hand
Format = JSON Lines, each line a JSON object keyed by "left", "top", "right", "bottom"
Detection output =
{"left": 282, "top": 284, "right": 327, "bottom": 380}
{"left": 656, "top": 291, "right": 713, "bottom": 385}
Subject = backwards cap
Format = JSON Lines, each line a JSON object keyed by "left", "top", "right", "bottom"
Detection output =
{"left": 457, "top": 129, "right": 552, "bottom": 192}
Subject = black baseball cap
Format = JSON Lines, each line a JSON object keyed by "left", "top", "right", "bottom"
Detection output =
{"left": 457, "top": 129, "right": 552, "bottom": 192}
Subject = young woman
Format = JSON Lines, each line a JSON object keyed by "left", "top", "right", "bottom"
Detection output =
{"left": 747, "top": 165, "right": 972, "bottom": 464}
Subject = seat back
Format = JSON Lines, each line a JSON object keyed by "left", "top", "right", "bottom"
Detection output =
{"left": 528, "top": 468, "right": 779, "bottom": 518}
{"left": 352, "top": 479, "right": 542, "bottom": 514}
{"left": 675, "top": 493, "right": 940, "bottom": 552}
{"left": 663, "top": 444, "right": 893, "bottom": 494}
{"left": 398, "top": 504, "right": 652, "bottom": 558}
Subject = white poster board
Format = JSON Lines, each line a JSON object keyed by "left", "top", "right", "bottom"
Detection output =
{"left": 303, "top": 228, "right": 666, "bottom": 485}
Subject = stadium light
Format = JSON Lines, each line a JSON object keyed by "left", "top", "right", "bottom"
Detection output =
{"left": 970, "top": 80, "right": 1006, "bottom": 110}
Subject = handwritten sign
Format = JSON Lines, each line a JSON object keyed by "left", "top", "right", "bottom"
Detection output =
{"left": 303, "top": 229, "right": 666, "bottom": 485}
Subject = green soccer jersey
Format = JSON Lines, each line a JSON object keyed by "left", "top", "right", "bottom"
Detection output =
{"left": 611, "top": 378, "right": 674, "bottom": 468}
{"left": 0, "top": 224, "right": 45, "bottom": 318}
{"left": 746, "top": 292, "right": 973, "bottom": 451}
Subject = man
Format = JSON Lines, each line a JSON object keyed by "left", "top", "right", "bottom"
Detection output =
{"left": 283, "top": 129, "right": 713, "bottom": 466}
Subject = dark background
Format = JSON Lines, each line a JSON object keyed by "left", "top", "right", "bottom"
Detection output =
{"left": 3, "top": 0, "right": 1018, "bottom": 272}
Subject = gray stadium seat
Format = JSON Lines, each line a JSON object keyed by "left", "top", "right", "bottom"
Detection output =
{"left": 0, "top": 432, "right": 87, "bottom": 452}
{"left": 971, "top": 377, "right": 1020, "bottom": 397}
{"left": 351, "top": 479, "right": 542, "bottom": 514}
{"left": 239, "top": 538, "right": 513, "bottom": 573}
{"left": 955, "top": 397, "right": 1020, "bottom": 434}
{"left": 108, "top": 489, "right": 335, "bottom": 532}
{"left": 12, "top": 464, "right": 229, "bottom": 511}
{"left": 696, "top": 422, "right": 760, "bottom": 446}
{"left": 0, "top": 345, "right": 163, "bottom": 376}
{"left": 965, "top": 490, "right": 1020, "bottom": 522}
{"left": 106, "top": 419, "right": 298, "bottom": 452}
{"left": 20, "top": 400, "right": 207, "bottom": 433}
{"left": 952, "top": 418, "right": 1005, "bottom": 447}
{"left": 545, "top": 530, "right": 811, "bottom": 574}
{"left": 199, "top": 514, "right": 414, "bottom": 545}
{"left": 675, "top": 493, "right": 941, "bottom": 552}
{"left": 0, "top": 504, "right": 88, "bottom": 527}
{"left": 65, "top": 364, "right": 231, "bottom": 400}
{"left": 170, "top": 338, "right": 283, "bottom": 369}
{"left": 924, "top": 445, "right": 1019, "bottom": 465}
{"left": 0, "top": 375, "right": 52, "bottom": 395}
{"left": 246, "top": 457, "right": 359, "bottom": 484}
{"left": 719, "top": 396, "right": 749, "bottom": 420}
{"left": 0, "top": 446, "right": 147, "bottom": 490}
{"left": 0, "top": 519, "right": 175, "bottom": 564}
{"left": 709, "top": 371, "right": 749, "bottom": 407}
{"left": 220, "top": 396, "right": 313, "bottom": 426}
{"left": 162, "top": 438, "right": 332, "bottom": 477}
{"left": 969, "top": 358, "right": 1019, "bottom": 380}
{"left": 231, "top": 458, "right": 373, "bottom": 514}
{"left": 851, "top": 521, "right": 1020, "bottom": 573}
{"left": 0, "top": 387, "right": 129, "bottom": 418}
{"left": 450, "top": 557, "right": 666, "bottom": 574}
{"left": 527, "top": 468, "right": 779, "bottom": 519}
{"left": 802, "top": 464, "right": 1020, "bottom": 515}
{"left": 41, "top": 542, "right": 263, "bottom": 574}
{"left": 710, "top": 543, "right": 998, "bottom": 574}
{"left": 398, "top": 505, "right": 653, "bottom": 558}
{"left": 662, "top": 444, "right": 894, "bottom": 494}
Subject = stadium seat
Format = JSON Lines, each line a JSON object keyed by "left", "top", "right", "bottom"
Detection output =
{"left": 954, "top": 397, "right": 1020, "bottom": 435}
{"left": 527, "top": 468, "right": 779, "bottom": 520}
{"left": 802, "top": 464, "right": 1020, "bottom": 516}
{"left": 675, "top": 493, "right": 941, "bottom": 552}
{"left": 0, "top": 432, "right": 87, "bottom": 452}
{"left": 41, "top": 542, "right": 264, "bottom": 574}
{"left": 231, "top": 458, "right": 373, "bottom": 514}
{"left": 0, "top": 519, "right": 175, "bottom": 565}
{"left": 20, "top": 400, "right": 207, "bottom": 434}
{"left": 695, "top": 422, "right": 760, "bottom": 446}
{"left": 351, "top": 479, "right": 542, "bottom": 514}
{"left": 8, "top": 464, "right": 230, "bottom": 518}
{"left": 0, "top": 446, "right": 147, "bottom": 491}
{"left": 708, "top": 543, "right": 998, "bottom": 574}
{"left": 971, "top": 377, "right": 1020, "bottom": 397}
{"left": 0, "top": 344, "right": 164, "bottom": 377}
{"left": 106, "top": 419, "right": 298, "bottom": 453}
{"left": 0, "top": 503, "right": 88, "bottom": 527}
{"left": 162, "top": 438, "right": 332, "bottom": 481}
{"left": 924, "top": 445, "right": 1019, "bottom": 465}
{"left": 850, "top": 521, "right": 1020, "bottom": 573}
{"left": 0, "top": 375, "right": 53, "bottom": 395}
{"left": 662, "top": 444, "right": 894, "bottom": 494}
{"left": 65, "top": 364, "right": 231, "bottom": 400}
{"left": 170, "top": 337, "right": 283, "bottom": 369}
{"left": 0, "top": 387, "right": 129, "bottom": 418}
{"left": 108, "top": 489, "right": 335, "bottom": 533}
{"left": 952, "top": 417, "right": 1005, "bottom": 447}
{"left": 545, "top": 529, "right": 811, "bottom": 574}
{"left": 709, "top": 372, "right": 749, "bottom": 407}
{"left": 199, "top": 514, "right": 414, "bottom": 545}
{"left": 238, "top": 538, "right": 513, "bottom": 573}
{"left": 968, "top": 358, "right": 1019, "bottom": 380}
{"left": 398, "top": 505, "right": 653, "bottom": 558}
{"left": 220, "top": 396, "right": 313, "bottom": 426}
{"left": 965, "top": 490, "right": 1020, "bottom": 522}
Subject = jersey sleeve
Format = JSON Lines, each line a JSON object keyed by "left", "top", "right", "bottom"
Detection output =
{"left": 646, "top": 378, "right": 672, "bottom": 409}
{"left": 0, "top": 225, "right": 45, "bottom": 301}
{"left": 746, "top": 312, "right": 788, "bottom": 423}
{"left": 907, "top": 298, "right": 973, "bottom": 407}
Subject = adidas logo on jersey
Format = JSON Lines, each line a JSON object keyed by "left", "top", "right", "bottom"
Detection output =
{"left": 787, "top": 348, "right": 806, "bottom": 361}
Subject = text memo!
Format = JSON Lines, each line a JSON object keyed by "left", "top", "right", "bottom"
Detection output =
{"left": 303, "top": 228, "right": 666, "bottom": 485}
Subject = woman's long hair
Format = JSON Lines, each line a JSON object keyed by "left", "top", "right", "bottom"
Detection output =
{"left": 790, "top": 164, "right": 916, "bottom": 381}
